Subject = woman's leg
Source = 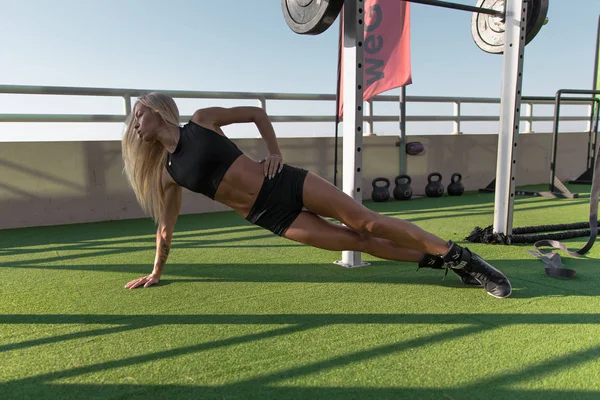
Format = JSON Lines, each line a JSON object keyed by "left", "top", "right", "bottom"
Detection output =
{"left": 300, "top": 172, "right": 450, "bottom": 256}
{"left": 297, "top": 172, "right": 511, "bottom": 298}
{"left": 283, "top": 211, "right": 425, "bottom": 263}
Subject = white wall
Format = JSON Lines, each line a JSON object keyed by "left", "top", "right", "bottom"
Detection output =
{"left": 0, "top": 132, "right": 590, "bottom": 229}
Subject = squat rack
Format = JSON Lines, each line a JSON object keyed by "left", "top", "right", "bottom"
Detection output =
{"left": 335, "top": 0, "right": 529, "bottom": 267}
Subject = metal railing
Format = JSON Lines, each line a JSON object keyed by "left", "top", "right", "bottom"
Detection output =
{"left": 0, "top": 84, "right": 595, "bottom": 139}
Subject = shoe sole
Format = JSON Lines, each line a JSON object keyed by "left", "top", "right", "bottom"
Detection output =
{"left": 487, "top": 285, "right": 512, "bottom": 298}
{"left": 476, "top": 276, "right": 512, "bottom": 298}
{"left": 470, "top": 256, "right": 513, "bottom": 298}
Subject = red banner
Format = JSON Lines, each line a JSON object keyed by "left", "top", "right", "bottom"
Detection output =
{"left": 338, "top": 0, "right": 412, "bottom": 118}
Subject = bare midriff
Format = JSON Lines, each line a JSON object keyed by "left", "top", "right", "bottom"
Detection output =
{"left": 213, "top": 155, "right": 267, "bottom": 218}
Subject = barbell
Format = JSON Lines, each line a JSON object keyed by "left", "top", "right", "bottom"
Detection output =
{"left": 471, "top": 0, "right": 549, "bottom": 54}
{"left": 280, "top": 0, "right": 549, "bottom": 54}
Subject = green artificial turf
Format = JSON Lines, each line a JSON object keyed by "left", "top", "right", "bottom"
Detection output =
{"left": 2, "top": 184, "right": 600, "bottom": 399}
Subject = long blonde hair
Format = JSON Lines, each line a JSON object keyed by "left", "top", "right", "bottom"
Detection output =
{"left": 121, "top": 92, "right": 180, "bottom": 224}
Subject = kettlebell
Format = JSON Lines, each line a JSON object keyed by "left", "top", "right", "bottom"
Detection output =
{"left": 393, "top": 174, "right": 413, "bottom": 200}
{"left": 448, "top": 173, "right": 465, "bottom": 196}
{"left": 371, "top": 177, "right": 390, "bottom": 202}
{"left": 425, "top": 172, "right": 444, "bottom": 198}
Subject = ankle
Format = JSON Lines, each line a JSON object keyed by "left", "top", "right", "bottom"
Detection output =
{"left": 418, "top": 253, "right": 445, "bottom": 269}
{"left": 441, "top": 241, "right": 471, "bottom": 269}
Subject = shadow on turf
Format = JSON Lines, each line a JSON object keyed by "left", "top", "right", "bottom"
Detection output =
{"left": 0, "top": 383, "right": 598, "bottom": 400}
{"left": 382, "top": 197, "right": 592, "bottom": 224}
{"left": 2, "top": 195, "right": 592, "bottom": 268}
{"left": 0, "top": 211, "right": 258, "bottom": 249}
{"left": 1, "top": 312, "right": 600, "bottom": 399}
{"left": 5, "top": 254, "right": 600, "bottom": 298}
{"left": 0, "top": 224, "right": 280, "bottom": 260}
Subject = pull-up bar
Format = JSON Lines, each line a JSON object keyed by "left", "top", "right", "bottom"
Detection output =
{"left": 401, "top": 0, "right": 504, "bottom": 18}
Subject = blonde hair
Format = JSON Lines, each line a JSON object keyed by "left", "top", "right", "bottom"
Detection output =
{"left": 121, "top": 92, "right": 180, "bottom": 223}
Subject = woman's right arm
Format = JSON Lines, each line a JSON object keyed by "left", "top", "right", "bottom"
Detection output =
{"left": 125, "top": 182, "right": 182, "bottom": 289}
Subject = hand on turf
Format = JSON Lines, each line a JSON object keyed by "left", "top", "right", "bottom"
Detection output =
{"left": 259, "top": 154, "right": 283, "bottom": 179}
{"left": 124, "top": 274, "right": 160, "bottom": 289}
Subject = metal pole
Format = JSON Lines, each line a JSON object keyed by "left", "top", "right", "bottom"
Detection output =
{"left": 258, "top": 96, "right": 267, "bottom": 112}
{"left": 400, "top": 0, "right": 504, "bottom": 17}
{"left": 453, "top": 101, "right": 461, "bottom": 134}
{"left": 493, "top": 0, "right": 527, "bottom": 236}
{"left": 335, "top": 0, "right": 369, "bottom": 268}
{"left": 592, "top": 16, "right": 600, "bottom": 170}
{"left": 549, "top": 90, "right": 600, "bottom": 190}
{"left": 365, "top": 100, "right": 373, "bottom": 135}
{"left": 592, "top": 99, "right": 600, "bottom": 171}
{"left": 523, "top": 102, "right": 533, "bottom": 133}
{"left": 550, "top": 91, "right": 562, "bottom": 192}
{"left": 593, "top": 15, "right": 600, "bottom": 108}
{"left": 399, "top": 86, "right": 407, "bottom": 175}
{"left": 123, "top": 95, "right": 132, "bottom": 116}
{"left": 334, "top": 12, "right": 343, "bottom": 188}
{"left": 587, "top": 102, "right": 594, "bottom": 170}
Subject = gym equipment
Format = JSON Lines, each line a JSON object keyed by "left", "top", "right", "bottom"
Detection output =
{"left": 549, "top": 92, "right": 600, "bottom": 186}
{"left": 281, "top": 0, "right": 344, "bottom": 35}
{"left": 570, "top": 99, "right": 600, "bottom": 185}
{"left": 471, "top": 0, "right": 549, "bottom": 54}
{"left": 479, "top": 93, "right": 600, "bottom": 200}
{"left": 466, "top": 218, "right": 598, "bottom": 279}
{"left": 425, "top": 173, "right": 444, "bottom": 197}
{"left": 303, "top": 0, "right": 544, "bottom": 267}
{"left": 393, "top": 175, "right": 413, "bottom": 200}
{"left": 405, "top": 141, "right": 424, "bottom": 156}
{"left": 371, "top": 178, "right": 391, "bottom": 202}
{"left": 282, "top": 0, "right": 549, "bottom": 55}
{"left": 470, "top": 104, "right": 600, "bottom": 279}
{"left": 551, "top": 92, "right": 600, "bottom": 190}
{"left": 447, "top": 173, "right": 465, "bottom": 196}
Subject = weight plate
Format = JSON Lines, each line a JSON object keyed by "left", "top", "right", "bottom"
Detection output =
{"left": 281, "top": 0, "right": 344, "bottom": 35}
{"left": 524, "top": 0, "right": 549, "bottom": 46}
{"left": 471, "top": 0, "right": 549, "bottom": 54}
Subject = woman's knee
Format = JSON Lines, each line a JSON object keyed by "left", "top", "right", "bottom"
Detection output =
{"left": 347, "top": 211, "right": 384, "bottom": 235}
{"left": 328, "top": 229, "right": 371, "bottom": 252}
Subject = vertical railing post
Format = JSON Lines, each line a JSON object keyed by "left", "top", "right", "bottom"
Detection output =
{"left": 523, "top": 102, "right": 534, "bottom": 133}
{"left": 453, "top": 101, "right": 461, "bottom": 134}
{"left": 124, "top": 95, "right": 132, "bottom": 117}
{"left": 258, "top": 96, "right": 267, "bottom": 113}
{"left": 364, "top": 99, "right": 374, "bottom": 135}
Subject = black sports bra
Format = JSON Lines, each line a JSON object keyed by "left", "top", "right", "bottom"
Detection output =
{"left": 166, "top": 120, "right": 243, "bottom": 199}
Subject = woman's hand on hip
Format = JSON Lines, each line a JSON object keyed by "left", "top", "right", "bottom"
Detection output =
{"left": 259, "top": 154, "right": 283, "bottom": 179}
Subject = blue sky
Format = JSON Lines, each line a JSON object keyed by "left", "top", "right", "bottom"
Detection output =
{"left": 0, "top": 0, "right": 598, "bottom": 140}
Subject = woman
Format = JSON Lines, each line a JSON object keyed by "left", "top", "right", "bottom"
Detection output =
{"left": 121, "top": 92, "right": 512, "bottom": 298}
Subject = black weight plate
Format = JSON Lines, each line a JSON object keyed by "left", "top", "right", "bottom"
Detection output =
{"left": 525, "top": 0, "right": 549, "bottom": 45}
{"left": 281, "top": 0, "right": 344, "bottom": 35}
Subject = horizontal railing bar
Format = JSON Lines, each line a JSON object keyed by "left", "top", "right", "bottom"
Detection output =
{"left": 0, "top": 85, "right": 595, "bottom": 107}
{"left": 0, "top": 115, "right": 127, "bottom": 123}
{"left": 0, "top": 85, "right": 337, "bottom": 102}
{"left": 0, "top": 114, "right": 589, "bottom": 124}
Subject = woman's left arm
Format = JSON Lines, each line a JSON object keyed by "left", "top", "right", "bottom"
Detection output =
{"left": 193, "top": 106, "right": 284, "bottom": 178}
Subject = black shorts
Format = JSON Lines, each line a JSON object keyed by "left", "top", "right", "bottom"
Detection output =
{"left": 245, "top": 164, "right": 308, "bottom": 236}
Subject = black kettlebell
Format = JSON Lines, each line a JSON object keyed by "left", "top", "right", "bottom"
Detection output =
{"left": 448, "top": 173, "right": 465, "bottom": 196}
{"left": 425, "top": 172, "right": 444, "bottom": 198}
{"left": 393, "top": 174, "right": 413, "bottom": 200}
{"left": 371, "top": 177, "right": 390, "bottom": 202}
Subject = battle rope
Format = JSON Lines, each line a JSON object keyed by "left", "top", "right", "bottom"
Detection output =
{"left": 467, "top": 146, "right": 600, "bottom": 279}
{"left": 527, "top": 145, "right": 600, "bottom": 278}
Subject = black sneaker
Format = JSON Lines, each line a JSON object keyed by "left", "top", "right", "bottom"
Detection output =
{"left": 442, "top": 241, "right": 512, "bottom": 299}
{"left": 452, "top": 268, "right": 483, "bottom": 286}
{"left": 417, "top": 254, "right": 482, "bottom": 287}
